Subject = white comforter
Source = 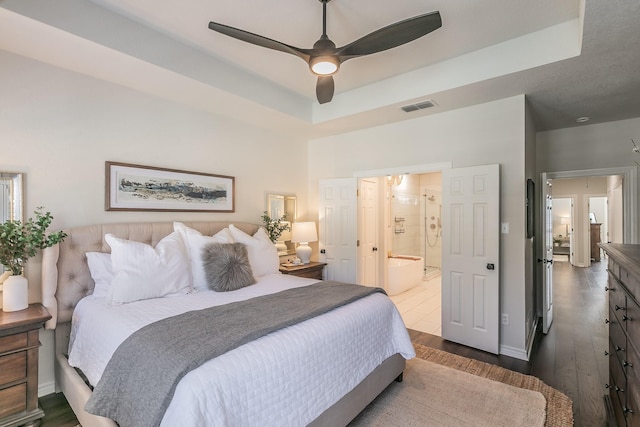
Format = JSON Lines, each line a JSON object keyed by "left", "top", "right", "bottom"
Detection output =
{"left": 68, "top": 274, "right": 415, "bottom": 426}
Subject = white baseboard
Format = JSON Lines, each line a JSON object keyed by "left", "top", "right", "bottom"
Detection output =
{"left": 499, "top": 344, "right": 529, "bottom": 361}
{"left": 39, "top": 380, "right": 56, "bottom": 397}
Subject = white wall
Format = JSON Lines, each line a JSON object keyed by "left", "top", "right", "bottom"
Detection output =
{"left": 537, "top": 117, "right": 640, "bottom": 244}
{"left": 608, "top": 175, "right": 624, "bottom": 243}
{"left": 308, "top": 95, "right": 531, "bottom": 358}
{"left": 0, "top": 51, "right": 308, "bottom": 395}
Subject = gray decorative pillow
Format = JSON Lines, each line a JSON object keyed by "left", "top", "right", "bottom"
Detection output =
{"left": 201, "top": 242, "right": 256, "bottom": 292}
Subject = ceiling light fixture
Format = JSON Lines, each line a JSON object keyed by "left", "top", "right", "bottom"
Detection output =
{"left": 310, "top": 56, "right": 339, "bottom": 75}
{"left": 576, "top": 116, "right": 590, "bottom": 123}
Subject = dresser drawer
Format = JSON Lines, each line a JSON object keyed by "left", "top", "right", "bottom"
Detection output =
{"left": 627, "top": 296, "right": 640, "bottom": 339}
{"left": 609, "top": 257, "right": 620, "bottom": 282}
{"left": 0, "top": 333, "right": 27, "bottom": 355}
{"left": 626, "top": 376, "right": 640, "bottom": 427}
{"left": 608, "top": 277, "right": 627, "bottom": 320}
{"left": 610, "top": 313, "right": 627, "bottom": 359}
{"left": 628, "top": 340, "right": 640, "bottom": 387}
{"left": 0, "top": 351, "right": 27, "bottom": 385}
{"left": 610, "top": 374, "right": 627, "bottom": 427}
{"left": 621, "top": 267, "right": 640, "bottom": 302}
{"left": 0, "top": 383, "right": 26, "bottom": 419}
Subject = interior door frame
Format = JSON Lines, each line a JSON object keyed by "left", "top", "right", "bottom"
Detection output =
{"left": 353, "top": 162, "right": 453, "bottom": 290}
{"left": 538, "top": 166, "right": 639, "bottom": 325}
{"left": 541, "top": 167, "right": 638, "bottom": 244}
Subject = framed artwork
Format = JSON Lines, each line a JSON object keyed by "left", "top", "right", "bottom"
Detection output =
{"left": 526, "top": 178, "right": 535, "bottom": 239}
{"left": 105, "top": 162, "right": 235, "bottom": 212}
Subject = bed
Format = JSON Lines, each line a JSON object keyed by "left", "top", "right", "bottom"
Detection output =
{"left": 41, "top": 221, "right": 415, "bottom": 427}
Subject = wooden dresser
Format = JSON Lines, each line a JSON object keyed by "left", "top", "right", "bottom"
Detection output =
{"left": 0, "top": 303, "right": 51, "bottom": 427}
{"left": 601, "top": 243, "right": 640, "bottom": 426}
{"left": 592, "top": 223, "right": 603, "bottom": 261}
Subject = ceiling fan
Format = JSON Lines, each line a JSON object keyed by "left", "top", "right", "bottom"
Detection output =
{"left": 208, "top": 0, "right": 442, "bottom": 104}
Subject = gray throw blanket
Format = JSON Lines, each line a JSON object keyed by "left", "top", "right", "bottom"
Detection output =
{"left": 85, "top": 281, "right": 385, "bottom": 427}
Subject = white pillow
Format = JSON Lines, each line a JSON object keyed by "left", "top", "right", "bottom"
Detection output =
{"left": 105, "top": 232, "right": 191, "bottom": 305}
{"left": 228, "top": 224, "right": 279, "bottom": 278}
{"left": 86, "top": 252, "right": 113, "bottom": 298}
{"left": 173, "top": 222, "right": 235, "bottom": 291}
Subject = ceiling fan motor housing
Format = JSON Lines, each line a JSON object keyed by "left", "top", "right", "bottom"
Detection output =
{"left": 310, "top": 36, "right": 339, "bottom": 75}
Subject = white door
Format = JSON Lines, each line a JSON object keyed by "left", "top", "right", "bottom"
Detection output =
{"left": 318, "top": 178, "right": 358, "bottom": 283}
{"left": 541, "top": 175, "right": 554, "bottom": 334}
{"left": 442, "top": 164, "right": 500, "bottom": 354}
{"left": 358, "top": 179, "right": 379, "bottom": 286}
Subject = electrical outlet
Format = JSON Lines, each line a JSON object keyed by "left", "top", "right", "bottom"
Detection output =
{"left": 501, "top": 313, "right": 509, "bottom": 325}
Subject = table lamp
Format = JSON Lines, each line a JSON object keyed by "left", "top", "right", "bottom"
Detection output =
{"left": 291, "top": 222, "right": 318, "bottom": 264}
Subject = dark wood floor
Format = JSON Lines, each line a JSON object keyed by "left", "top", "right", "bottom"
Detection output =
{"left": 39, "top": 257, "right": 609, "bottom": 426}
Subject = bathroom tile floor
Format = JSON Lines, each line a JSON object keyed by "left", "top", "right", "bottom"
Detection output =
{"left": 389, "top": 274, "right": 441, "bottom": 336}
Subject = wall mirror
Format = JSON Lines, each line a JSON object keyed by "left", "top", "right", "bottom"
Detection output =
{"left": 266, "top": 194, "right": 296, "bottom": 255}
{"left": 0, "top": 172, "right": 24, "bottom": 274}
{"left": 0, "top": 172, "right": 23, "bottom": 223}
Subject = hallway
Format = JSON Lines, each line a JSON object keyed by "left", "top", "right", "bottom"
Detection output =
{"left": 530, "top": 255, "right": 609, "bottom": 426}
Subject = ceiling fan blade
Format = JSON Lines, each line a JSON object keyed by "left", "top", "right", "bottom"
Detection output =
{"left": 337, "top": 11, "right": 441, "bottom": 59}
{"left": 208, "top": 22, "right": 311, "bottom": 62}
{"left": 316, "top": 76, "right": 334, "bottom": 104}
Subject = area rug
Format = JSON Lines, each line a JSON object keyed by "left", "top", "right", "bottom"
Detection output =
{"left": 349, "top": 344, "right": 573, "bottom": 427}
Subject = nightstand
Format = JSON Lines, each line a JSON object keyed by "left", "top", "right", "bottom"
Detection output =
{"left": 279, "top": 261, "right": 327, "bottom": 280}
{"left": 0, "top": 303, "right": 51, "bottom": 427}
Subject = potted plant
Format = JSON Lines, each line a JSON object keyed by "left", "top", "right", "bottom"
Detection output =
{"left": 0, "top": 208, "right": 67, "bottom": 312}
{"left": 261, "top": 211, "right": 291, "bottom": 254}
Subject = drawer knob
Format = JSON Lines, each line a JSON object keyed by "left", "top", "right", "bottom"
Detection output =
{"left": 605, "top": 383, "right": 612, "bottom": 389}
{"left": 605, "top": 351, "right": 610, "bottom": 356}
{"left": 616, "top": 386, "right": 625, "bottom": 392}
{"left": 623, "top": 360, "right": 633, "bottom": 368}
{"left": 623, "top": 315, "right": 631, "bottom": 322}
{"left": 616, "top": 345, "right": 626, "bottom": 352}
{"left": 615, "top": 305, "right": 625, "bottom": 311}
{"left": 624, "top": 407, "right": 634, "bottom": 414}
{"left": 605, "top": 319, "right": 610, "bottom": 324}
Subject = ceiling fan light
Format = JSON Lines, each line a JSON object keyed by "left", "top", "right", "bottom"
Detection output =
{"left": 310, "top": 57, "right": 339, "bottom": 75}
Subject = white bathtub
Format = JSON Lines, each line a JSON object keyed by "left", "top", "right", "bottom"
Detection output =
{"left": 387, "top": 256, "right": 423, "bottom": 296}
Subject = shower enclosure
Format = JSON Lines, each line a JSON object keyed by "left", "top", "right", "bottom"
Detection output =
{"left": 389, "top": 173, "right": 442, "bottom": 279}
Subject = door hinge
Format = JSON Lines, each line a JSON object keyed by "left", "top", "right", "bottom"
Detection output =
{"left": 356, "top": 239, "right": 360, "bottom": 247}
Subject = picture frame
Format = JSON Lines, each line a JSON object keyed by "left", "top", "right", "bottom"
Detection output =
{"left": 105, "top": 162, "right": 235, "bottom": 212}
{"left": 526, "top": 178, "right": 535, "bottom": 239}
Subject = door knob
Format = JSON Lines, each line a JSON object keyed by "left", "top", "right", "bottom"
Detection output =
{"left": 486, "top": 263, "right": 495, "bottom": 270}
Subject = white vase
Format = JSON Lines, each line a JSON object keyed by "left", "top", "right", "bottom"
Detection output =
{"left": 2, "top": 275, "right": 28, "bottom": 312}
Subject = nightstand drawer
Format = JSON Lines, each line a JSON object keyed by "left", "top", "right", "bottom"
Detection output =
{"left": 0, "top": 333, "right": 27, "bottom": 355}
{"left": 291, "top": 269, "right": 323, "bottom": 280}
{"left": 0, "top": 383, "right": 26, "bottom": 419}
{"left": 0, "top": 351, "right": 27, "bottom": 384}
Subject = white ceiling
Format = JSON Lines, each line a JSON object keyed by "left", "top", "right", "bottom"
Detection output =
{"left": 1, "top": 0, "right": 640, "bottom": 138}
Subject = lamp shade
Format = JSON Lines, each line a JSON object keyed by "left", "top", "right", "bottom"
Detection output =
{"left": 291, "top": 222, "right": 318, "bottom": 243}
{"left": 291, "top": 222, "right": 317, "bottom": 264}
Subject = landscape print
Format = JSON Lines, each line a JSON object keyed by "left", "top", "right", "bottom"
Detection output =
{"left": 106, "top": 162, "right": 234, "bottom": 212}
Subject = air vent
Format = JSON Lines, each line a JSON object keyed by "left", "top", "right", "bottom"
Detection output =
{"left": 401, "top": 99, "right": 437, "bottom": 113}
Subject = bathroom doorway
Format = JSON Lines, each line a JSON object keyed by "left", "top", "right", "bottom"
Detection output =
{"left": 385, "top": 172, "right": 443, "bottom": 336}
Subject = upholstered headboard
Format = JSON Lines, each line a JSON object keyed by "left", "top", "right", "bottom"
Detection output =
{"left": 41, "top": 221, "right": 260, "bottom": 329}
